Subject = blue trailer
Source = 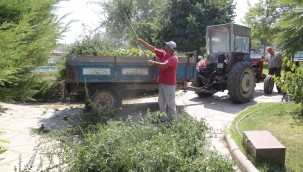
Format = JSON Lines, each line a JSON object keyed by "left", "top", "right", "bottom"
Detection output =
{"left": 64, "top": 51, "right": 197, "bottom": 108}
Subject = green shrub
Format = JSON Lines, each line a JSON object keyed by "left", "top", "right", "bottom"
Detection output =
{"left": 80, "top": 101, "right": 116, "bottom": 126}
{"left": 276, "top": 59, "right": 303, "bottom": 107}
{"left": 66, "top": 36, "right": 153, "bottom": 57}
{"left": 56, "top": 113, "right": 234, "bottom": 172}
{"left": 32, "top": 74, "right": 62, "bottom": 102}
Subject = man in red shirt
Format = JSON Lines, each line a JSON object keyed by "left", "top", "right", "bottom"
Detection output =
{"left": 137, "top": 38, "right": 178, "bottom": 121}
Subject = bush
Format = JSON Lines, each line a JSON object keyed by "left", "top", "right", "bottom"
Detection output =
{"left": 80, "top": 101, "right": 116, "bottom": 126}
{"left": 276, "top": 59, "right": 303, "bottom": 107}
{"left": 66, "top": 35, "right": 154, "bottom": 57}
{"left": 0, "top": 0, "right": 62, "bottom": 102}
{"left": 32, "top": 74, "right": 62, "bottom": 102}
{"left": 56, "top": 113, "right": 234, "bottom": 172}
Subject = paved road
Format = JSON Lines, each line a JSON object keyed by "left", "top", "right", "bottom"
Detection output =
{"left": 0, "top": 82, "right": 284, "bottom": 171}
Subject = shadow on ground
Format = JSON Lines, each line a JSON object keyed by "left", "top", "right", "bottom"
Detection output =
{"left": 34, "top": 105, "right": 84, "bottom": 133}
{"left": 36, "top": 82, "right": 285, "bottom": 132}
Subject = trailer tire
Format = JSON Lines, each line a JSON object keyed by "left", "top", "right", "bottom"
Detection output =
{"left": 87, "top": 86, "right": 122, "bottom": 109}
{"left": 227, "top": 61, "right": 255, "bottom": 103}
{"left": 264, "top": 75, "right": 274, "bottom": 94}
{"left": 193, "top": 75, "right": 214, "bottom": 97}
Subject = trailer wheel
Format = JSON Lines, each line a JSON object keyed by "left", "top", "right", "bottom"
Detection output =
{"left": 193, "top": 75, "right": 214, "bottom": 97}
{"left": 88, "top": 86, "right": 122, "bottom": 108}
{"left": 227, "top": 61, "right": 255, "bottom": 103}
{"left": 264, "top": 75, "right": 274, "bottom": 94}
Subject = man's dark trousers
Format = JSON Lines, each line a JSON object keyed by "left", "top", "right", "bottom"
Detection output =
{"left": 269, "top": 67, "right": 281, "bottom": 93}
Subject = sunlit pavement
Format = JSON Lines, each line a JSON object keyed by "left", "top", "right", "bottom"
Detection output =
{"left": 0, "top": 104, "right": 83, "bottom": 171}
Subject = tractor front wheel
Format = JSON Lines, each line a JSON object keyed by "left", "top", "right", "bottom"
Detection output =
{"left": 227, "top": 61, "right": 255, "bottom": 103}
{"left": 264, "top": 75, "right": 274, "bottom": 94}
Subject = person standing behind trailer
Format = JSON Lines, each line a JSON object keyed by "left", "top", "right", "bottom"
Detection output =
{"left": 137, "top": 38, "right": 178, "bottom": 121}
{"left": 263, "top": 47, "right": 283, "bottom": 93}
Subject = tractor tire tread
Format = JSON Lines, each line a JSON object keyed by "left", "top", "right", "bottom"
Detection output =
{"left": 227, "top": 61, "right": 255, "bottom": 103}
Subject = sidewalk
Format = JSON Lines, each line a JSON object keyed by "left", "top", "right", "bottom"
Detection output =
{"left": 0, "top": 103, "right": 82, "bottom": 171}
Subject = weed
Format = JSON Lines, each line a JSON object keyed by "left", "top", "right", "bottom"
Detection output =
{"left": 32, "top": 124, "right": 51, "bottom": 134}
{"left": 79, "top": 100, "right": 115, "bottom": 126}
{"left": 42, "top": 110, "right": 47, "bottom": 116}
{"left": 15, "top": 152, "right": 39, "bottom": 172}
{"left": 0, "top": 131, "right": 9, "bottom": 153}
{"left": 0, "top": 105, "right": 8, "bottom": 115}
{"left": 14, "top": 151, "right": 60, "bottom": 172}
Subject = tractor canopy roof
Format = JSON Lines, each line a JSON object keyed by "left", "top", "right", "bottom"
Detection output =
{"left": 206, "top": 23, "right": 251, "bottom": 54}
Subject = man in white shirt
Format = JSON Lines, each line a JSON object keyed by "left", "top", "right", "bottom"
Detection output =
{"left": 264, "top": 47, "right": 283, "bottom": 93}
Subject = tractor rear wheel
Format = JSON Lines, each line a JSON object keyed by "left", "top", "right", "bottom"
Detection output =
{"left": 227, "top": 61, "right": 255, "bottom": 103}
{"left": 264, "top": 75, "right": 274, "bottom": 94}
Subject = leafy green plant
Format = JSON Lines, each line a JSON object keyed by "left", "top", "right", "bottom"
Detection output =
{"left": 55, "top": 113, "right": 234, "bottom": 172}
{"left": 67, "top": 35, "right": 154, "bottom": 57}
{"left": 32, "top": 73, "right": 62, "bottom": 102}
{"left": 80, "top": 101, "right": 115, "bottom": 127}
{"left": 276, "top": 58, "right": 303, "bottom": 108}
{"left": 13, "top": 96, "right": 234, "bottom": 171}
{"left": 274, "top": 0, "right": 303, "bottom": 57}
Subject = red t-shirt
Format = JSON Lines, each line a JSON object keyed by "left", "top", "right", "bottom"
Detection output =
{"left": 155, "top": 49, "right": 178, "bottom": 85}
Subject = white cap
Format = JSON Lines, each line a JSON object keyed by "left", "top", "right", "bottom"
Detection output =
{"left": 165, "top": 41, "right": 176, "bottom": 50}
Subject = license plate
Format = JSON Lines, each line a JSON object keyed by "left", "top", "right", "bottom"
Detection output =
{"left": 217, "top": 63, "right": 224, "bottom": 68}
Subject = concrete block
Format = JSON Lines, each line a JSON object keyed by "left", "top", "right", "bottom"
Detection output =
{"left": 243, "top": 130, "right": 286, "bottom": 166}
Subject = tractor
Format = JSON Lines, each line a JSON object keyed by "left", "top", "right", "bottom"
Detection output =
{"left": 188, "top": 23, "right": 264, "bottom": 103}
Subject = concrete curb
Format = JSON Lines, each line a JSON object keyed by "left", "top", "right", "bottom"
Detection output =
{"left": 225, "top": 132, "right": 259, "bottom": 172}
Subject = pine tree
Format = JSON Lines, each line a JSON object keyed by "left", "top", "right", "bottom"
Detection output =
{"left": 0, "top": 0, "right": 62, "bottom": 101}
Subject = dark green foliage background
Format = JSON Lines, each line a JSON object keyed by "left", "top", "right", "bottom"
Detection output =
{"left": 100, "top": 0, "right": 235, "bottom": 52}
